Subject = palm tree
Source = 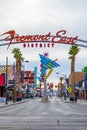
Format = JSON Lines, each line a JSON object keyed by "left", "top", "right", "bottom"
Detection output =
{"left": 68, "top": 45, "right": 80, "bottom": 98}
{"left": 12, "top": 48, "right": 24, "bottom": 101}
{"left": 68, "top": 45, "right": 80, "bottom": 74}
{"left": 59, "top": 77, "right": 63, "bottom": 84}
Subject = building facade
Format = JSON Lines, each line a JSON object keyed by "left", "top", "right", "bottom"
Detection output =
{"left": 69, "top": 72, "right": 84, "bottom": 87}
{"left": 0, "top": 65, "right": 13, "bottom": 97}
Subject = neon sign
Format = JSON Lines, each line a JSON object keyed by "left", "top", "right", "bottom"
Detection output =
{"left": 39, "top": 54, "right": 60, "bottom": 80}
{"left": 0, "top": 30, "right": 78, "bottom": 48}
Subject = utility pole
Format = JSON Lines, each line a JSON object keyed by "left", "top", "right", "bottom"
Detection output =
{"left": 5, "top": 57, "right": 8, "bottom": 104}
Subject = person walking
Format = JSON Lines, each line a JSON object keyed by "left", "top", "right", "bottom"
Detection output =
{"left": 74, "top": 89, "right": 79, "bottom": 102}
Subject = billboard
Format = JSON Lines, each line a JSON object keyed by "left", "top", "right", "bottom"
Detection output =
{"left": 0, "top": 74, "right": 5, "bottom": 87}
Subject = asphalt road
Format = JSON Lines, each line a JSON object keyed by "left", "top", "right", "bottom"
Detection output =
{"left": 0, "top": 97, "right": 87, "bottom": 130}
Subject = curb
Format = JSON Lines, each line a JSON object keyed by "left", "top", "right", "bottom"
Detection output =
{"left": 0, "top": 100, "right": 25, "bottom": 108}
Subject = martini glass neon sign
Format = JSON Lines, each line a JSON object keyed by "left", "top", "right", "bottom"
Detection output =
{"left": 39, "top": 54, "right": 60, "bottom": 80}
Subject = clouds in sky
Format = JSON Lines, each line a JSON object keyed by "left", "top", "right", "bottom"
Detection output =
{"left": 0, "top": 0, "right": 87, "bottom": 84}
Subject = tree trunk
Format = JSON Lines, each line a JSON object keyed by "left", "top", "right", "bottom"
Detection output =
{"left": 71, "top": 57, "right": 75, "bottom": 98}
{"left": 14, "top": 60, "right": 21, "bottom": 101}
{"left": 17, "top": 61, "right": 21, "bottom": 95}
{"left": 71, "top": 57, "right": 75, "bottom": 74}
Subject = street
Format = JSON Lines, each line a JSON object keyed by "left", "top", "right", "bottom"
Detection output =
{"left": 0, "top": 97, "right": 87, "bottom": 130}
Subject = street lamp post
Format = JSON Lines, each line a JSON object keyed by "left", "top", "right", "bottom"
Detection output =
{"left": 22, "top": 60, "right": 29, "bottom": 70}
{"left": 13, "top": 63, "right": 16, "bottom": 103}
{"left": 5, "top": 57, "right": 8, "bottom": 104}
{"left": 21, "top": 60, "right": 29, "bottom": 80}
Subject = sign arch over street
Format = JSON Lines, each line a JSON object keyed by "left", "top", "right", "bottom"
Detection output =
{"left": 0, "top": 29, "right": 87, "bottom": 48}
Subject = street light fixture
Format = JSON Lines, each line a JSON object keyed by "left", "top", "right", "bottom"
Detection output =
{"left": 24, "top": 60, "right": 29, "bottom": 63}
{"left": 56, "top": 72, "right": 67, "bottom": 78}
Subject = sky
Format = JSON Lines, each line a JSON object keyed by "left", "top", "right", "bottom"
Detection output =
{"left": 0, "top": 0, "right": 87, "bottom": 85}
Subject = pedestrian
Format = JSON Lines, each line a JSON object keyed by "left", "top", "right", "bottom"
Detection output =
{"left": 67, "top": 85, "right": 72, "bottom": 101}
{"left": 74, "top": 89, "right": 78, "bottom": 102}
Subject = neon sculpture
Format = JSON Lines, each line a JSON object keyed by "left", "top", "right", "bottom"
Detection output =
{"left": 39, "top": 54, "right": 60, "bottom": 80}
{"left": 46, "top": 68, "right": 53, "bottom": 80}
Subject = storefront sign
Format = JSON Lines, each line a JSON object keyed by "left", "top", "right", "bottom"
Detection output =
{"left": 0, "top": 30, "right": 78, "bottom": 48}
{"left": 0, "top": 74, "right": 5, "bottom": 86}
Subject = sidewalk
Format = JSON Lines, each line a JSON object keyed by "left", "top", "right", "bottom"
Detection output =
{"left": 61, "top": 97, "right": 87, "bottom": 104}
{"left": 78, "top": 99, "right": 87, "bottom": 105}
{"left": 0, "top": 99, "right": 26, "bottom": 108}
